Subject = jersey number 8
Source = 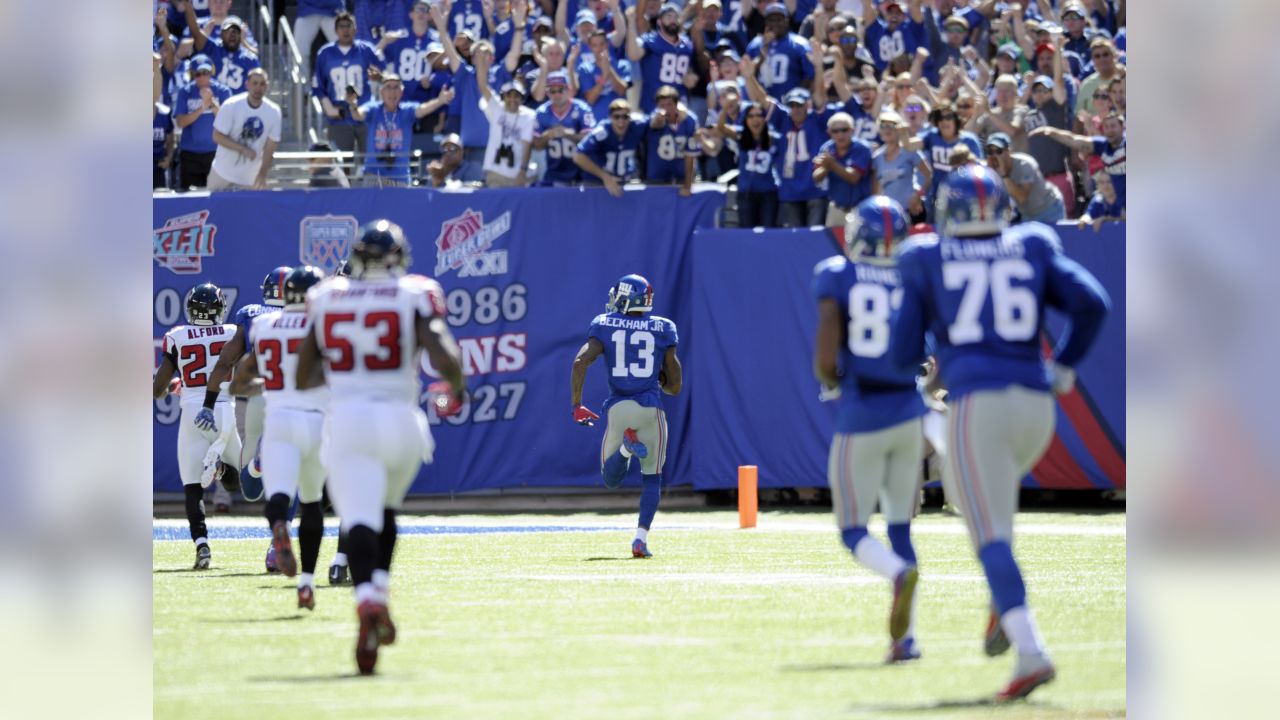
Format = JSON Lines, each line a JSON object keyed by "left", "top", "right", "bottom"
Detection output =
{"left": 848, "top": 284, "right": 902, "bottom": 358}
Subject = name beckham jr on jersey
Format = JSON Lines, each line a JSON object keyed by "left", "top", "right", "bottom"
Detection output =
{"left": 595, "top": 316, "right": 667, "bottom": 331}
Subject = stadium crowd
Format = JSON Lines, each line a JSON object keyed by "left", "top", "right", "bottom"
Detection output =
{"left": 152, "top": 0, "right": 1125, "bottom": 228}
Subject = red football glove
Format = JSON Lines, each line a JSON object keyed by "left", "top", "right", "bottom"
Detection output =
{"left": 427, "top": 381, "right": 465, "bottom": 418}
{"left": 573, "top": 404, "right": 600, "bottom": 427}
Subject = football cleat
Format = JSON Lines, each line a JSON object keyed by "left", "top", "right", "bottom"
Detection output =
{"left": 297, "top": 585, "right": 315, "bottom": 611}
{"left": 329, "top": 562, "right": 350, "bottom": 586}
{"left": 265, "top": 544, "right": 279, "bottom": 573}
{"left": 622, "top": 428, "right": 648, "bottom": 459}
{"left": 632, "top": 539, "right": 652, "bottom": 558}
{"left": 885, "top": 637, "right": 921, "bottom": 664}
{"left": 247, "top": 455, "right": 263, "bottom": 479}
{"left": 270, "top": 520, "right": 297, "bottom": 577}
{"left": 355, "top": 601, "right": 390, "bottom": 675}
{"left": 376, "top": 604, "right": 397, "bottom": 646}
{"left": 889, "top": 566, "right": 919, "bottom": 641}
{"left": 996, "top": 653, "right": 1056, "bottom": 702}
{"left": 193, "top": 543, "right": 211, "bottom": 570}
{"left": 984, "top": 606, "right": 1011, "bottom": 657}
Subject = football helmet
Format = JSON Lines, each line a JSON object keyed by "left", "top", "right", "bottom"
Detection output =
{"left": 607, "top": 274, "right": 654, "bottom": 314}
{"left": 935, "top": 164, "right": 1011, "bottom": 237}
{"left": 845, "top": 196, "right": 909, "bottom": 263}
{"left": 335, "top": 259, "right": 353, "bottom": 277}
{"left": 185, "top": 283, "right": 226, "bottom": 326}
{"left": 283, "top": 265, "right": 325, "bottom": 308}
{"left": 262, "top": 266, "right": 292, "bottom": 306}
{"left": 350, "top": 220, "right": 411, "bottom": 278}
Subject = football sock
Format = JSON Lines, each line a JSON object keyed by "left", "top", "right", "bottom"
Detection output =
{"left": 978, "top": 540, "right": 1027, "bottom": 615}
{"left": 1000, "top": 605, "right": 1047, "bottom": 656}
{"left": 332, "top": 552, "right": 348, "bottom": 567}
{"left": 846, "top": 529, "right": 907, "bottom": 580}
{"left": 265, "top": 493, "right": 291, "bottom": 526}
{"left": 298, "top": 501, "right": 324, "bottom": 575}
{"left": 887, "top": 522, "right": 917, "bottom": 565}
{"left": 184, "top": 484, "right": 207, "bottom": 544}
{"left": 635, "top": 527, "right": 648, "bottom": 543}
{"left": 619, "top": 442, "right": 632, "bottom": 459}
{"left": 372, "top": 569, "right": 390, "bottom": 604}
{"left": 298, "top": 572, "right": 314, "bottom": 590}
{"left": 602, "top": 451, "right": 629, "bottom": 489}
{"left": 194, "top": 536, "right": 208, "bottom": 548}
{"left": 346, "top": 524, "right": 378, "bottom": 590}
{"left": 638, "top": 474, "right": 661, "bottom": 530}
{"left": 355, "top": 582, "right": 380, "bottom": 605}
{"left": 377, "top": 509, "right": 397, "bottom": 573}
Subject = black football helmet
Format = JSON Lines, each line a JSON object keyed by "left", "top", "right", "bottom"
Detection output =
{"left": 283, "top": 265, "right": 325, "bottom": 308}
{"left": 349, "top": 220, "right": 410, "bottom": 278}
{"left": 335, "top": 259, "right": 353, "bottom": 277}
{"left": 262, "top": 266, "right": 292, "bottom": 307}
{"left": 185, "top": 283, "right": 226, "bottom": 326}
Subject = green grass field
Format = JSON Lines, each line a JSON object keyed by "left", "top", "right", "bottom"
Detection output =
{"left": 153, "top": 510, "right": 1125, "bottom": 719}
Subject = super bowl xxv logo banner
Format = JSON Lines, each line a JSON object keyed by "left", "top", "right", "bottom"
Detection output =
{"left": 421, "top": 208, "right": 527, "bottom": 427}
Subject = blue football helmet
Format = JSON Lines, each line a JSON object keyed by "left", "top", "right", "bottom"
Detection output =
{"left": 262, "top": 266, "right": 292, "bottom": 307}
{"left": 607, "top": 274, "right": 654, "bottom": 314}
{"left": 845, "top": 196, "right": 909, "bottom": 262}
{"left": 185, "top": 283, "right": 226, "bottom": 326}
{"left": 935, "top": 164, "right": 1012, "bottom": 237}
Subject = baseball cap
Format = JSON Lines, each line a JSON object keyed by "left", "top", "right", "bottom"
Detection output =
{"left": 534, "top": 16, "right": 553, "bottom": 30}
{"left": 985, "top": 132, "right": 1011, "bottom": 150}
{"left": 1032, "top": 75, "right": 1055, "bottom": 90}
{"left": 192, "top": 55, "right": 215, "bottom": 74}
{"left": 546, "top": 71, "right": 570, "bottom": 87}
{"left": 412, "top": 0, "right": 432, "bottom": 9}
{"left": 782, "top": 87, "right": 811, "bottom": 106}
{"left": 878, "top": 109, "right": 906, "bottom": 127}
{"left": 660, "top": 3, "right": 681, "bottom": 18}
{"left": 997, "top": 44, "right": 1021, "bottom": 60}
{"left": 457, "top": 28, "right": 477, "bottom": 42}
{"left": 575, "top": 10, "right": 597, "bottom": 27}
{"left": 764, "top": 3, "right": 788, "bottom": 18}
{"left": 426, "top": 41, "right": 445, "bottom": 57}
{"left": 440, "top": 133, "right": 462, "bottom": 150}
{"left": 1062, "top": 2, "right": 1086, "bottom": 19}
{"left": 883, "top": 1, "right": 903, "bottom": 11}
{"left": 500, "top": 80, "right": 526, "bottom": 97}
{"left": 719, "top": 48, "right": 741, "bottom": 63}
{"left": 703, "top": 0, "right": 722, "bottom": 7}
{"left": 1038, "top": 21, "right": 1061, "bottom": 34}
{"left": 943, "top": 15, "right": 969, "bottom": 31}
{"left": 1034, "top": 42, "right": 1055, "bottom": 58}
{"left": 221, "top": 15, "right": 245, "bottom": 32}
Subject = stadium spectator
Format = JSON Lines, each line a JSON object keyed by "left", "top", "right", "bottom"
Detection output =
{"left": 862, "top": 0, "right": 926, "bottom": 74}
{"left": 209, "top": 68, "right": 282, "bottom": 191}
{"left": 1020, "top": 35, "right": 1075, "bottom": 214}
{"left": 1107, "top": 70, "right": 1126, "bottom": 115}
{"left": 871, "top": 110, "right": 930, "bottom": 222}
{"left": 154, "top": 93, "right": 176, "bottom": 190}
{"left": 1076, "top": 37, "right": 1121, "bottom": 117}
{"left": 1077, "top": 170, "right": 1125, "bottom": 231}
{"left": 528, "top": 37, "right": 572, "bottom": 105}
{"left": 306, "top": 141, "right": 351, "bottom": 188}
{"left": 294, "top": 0, "right": 344, "bottom": 80}
{"left": 533, "top": 71, "right": 596, "bottom": 186}
{"left": 723, "top": 101, "right": 781, "bottom": 228}
{"left": 349, "top": 74, "right": 455, "bottom": 187}
{"left": 1076, "top": 80, "right": 1113, "bottom": 135}
{"left": 902, "top": 95, "right": 930, "bottom": 136}
{"left": 177, "top": 2, "right": 261, "bottom": 94}
{"left": 173, "top": 56, "right": 232, "bottom": 190}
{"left": 755, "top": 83, "right": 828, "bottom": 228}
{"left": 1029, "top": 110, "right": 1125, "bottom": 208}
{"left": 983, "top": 131, "right": 1064, "bottom": 225}
{"left": 797, "top": 0, "right": 840, "bottom": 40}
{"left": 832, "top": 25, "right": 878, "bottom": 83}
{"left": 424, "top": 134, "right": 468, "bottom": 187}
{"left": 383, "top": 2, "right": 449, "bottom": 107}
{"left": 812, "top": 111, "right": 874, "bottom": 228}
{"left": 746, "top": 5, "right": 814, "bottom": 101}
{"left": 575, "top": 29, "right": 633, "bottom": 122}
{"left": 353, "top": 0, "right": 412, "bottom": 44}
{"left": 643, "top": 85, "right": 700, "bottom": 194}
{"left": 700, "top": 82, "right": 741, "bottom": 179}
{"left": 176, "top": 0, "right": 258, "bottom": 56}
{"left": 575, "top": 98, "right": 646, "bottom": 196}
{"left": 478, "top": 78, "right": 536, "bottom": 187}
{"left": 907, "top": 99, "right": 981, "bottom": 220}
{"left": 626, "top": 3, "right": 695, "bottom": 113}
{"left": 312, "top": 11, "right": 386, "bottom": 176}
{"left": 970, "top": 74, "right": 1024, "bottom": 150}
{"left": 1060, "top": 1, "right": 1094, "bottom": 59}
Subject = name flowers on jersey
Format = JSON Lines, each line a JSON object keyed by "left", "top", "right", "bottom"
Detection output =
{"left": 299, "top": 214, "right": 359, "bottom": 273}
{"left": 154, "top": 210, "right": 218, "bottom": 274}
{"left": 434, "top": 208, "right": 512, "bottom": 278}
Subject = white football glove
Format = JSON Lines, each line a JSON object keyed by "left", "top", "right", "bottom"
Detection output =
{"left": 1050, "top": 362, "right": 1076, "bottom": 396}
{"left": 818, "top": 383, "right": 842, "bottom": 402}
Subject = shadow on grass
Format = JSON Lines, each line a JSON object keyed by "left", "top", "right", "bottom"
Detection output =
{"left": 152, "top": 569, "right": 266, "bottom": 577}
{"left": 847, "top": 697, "right": 1054, "bottom": 713}
{"left": 582, "top": 557, "right": 633, "bottom": 562}
{"left": 201, "top": 614, "right": 307, "bottom": 623}
{"left": 245, "top": 672, "right": 376, "bottom": 683}
{"left": 780, "top": 662, "right": 891, "bottom": 673}
{"left": 257, "top": 584, "right": 344, "bottom": 591}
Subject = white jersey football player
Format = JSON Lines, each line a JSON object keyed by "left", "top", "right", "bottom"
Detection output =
{"left": 296, "top": 220, "right": 466, "bottom": 676}
{"left": 229, "top": 265, "right": 330, "bottom": 611}
{"left": 152, "top": 283, "right": 243, "bottom": 569}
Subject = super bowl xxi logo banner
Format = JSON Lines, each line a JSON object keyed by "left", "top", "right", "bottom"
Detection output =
{"left": 299, "top": 214, "right": 359, "bottom": 274}
{"left": 422, "top": 208, "right": 526, "bottom": 425}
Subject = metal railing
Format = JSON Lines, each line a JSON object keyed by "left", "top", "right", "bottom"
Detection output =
{"left": 275, "top": 4, "right": 325, "bottom": 148}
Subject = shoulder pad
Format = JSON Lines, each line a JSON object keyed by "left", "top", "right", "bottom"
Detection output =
{"left": 813, "top": 255, "right": 848, "bottom": 277}
{"left": 896, "top": 234, "right": 939, "bottom": 258}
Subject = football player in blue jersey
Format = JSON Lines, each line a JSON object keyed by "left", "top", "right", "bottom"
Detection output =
{"left": 575, "top": 98, "right": 647, "bottom": 196}
{"left": 813, "top": 196, "right": 928, "bottom": 663}
{"left": 570, "top": 275, "right": 682, "bottom": 558}
{"left": 643, "top": 85, "right": 700, "bottom": 195}
{"left": 890, "top": 165, "right": 1110, "bottom": 701}
{"left": 533, "top": 71, "right": 596, "bottom": 185}
{"left": 626, "top": 3, "right": 694, "bottom": 113}
{"left": 745, "top": 4, "right": 815, "bottom": 100}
